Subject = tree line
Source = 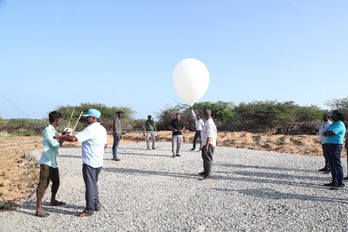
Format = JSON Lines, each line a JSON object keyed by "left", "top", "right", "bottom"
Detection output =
{"left": 1, "top": 97, "right": 348, "bottom": 136}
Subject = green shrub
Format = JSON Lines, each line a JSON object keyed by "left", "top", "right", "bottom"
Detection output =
{"left": 12, "top": 128, "right": 35, "bottom": 136}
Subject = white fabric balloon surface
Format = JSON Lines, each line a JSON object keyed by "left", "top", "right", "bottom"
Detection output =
{"left": 173, "top": 58, "right": 210, "bottom": 106}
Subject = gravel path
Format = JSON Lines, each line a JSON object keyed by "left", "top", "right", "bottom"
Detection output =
{"left": 1, "top": 142, "right": 348, "bottom": 231}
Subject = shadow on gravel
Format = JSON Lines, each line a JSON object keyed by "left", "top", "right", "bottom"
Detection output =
{"left": 215, "top": 163, "right": 311, "bottom": 173}
{"left": 213, "top": 187, "right": 348, "bottom": 204}
{"left": 117, "top": 150, "right": 169, "bottom": 158}
{"left": 58, "top": 154, "right": 81, "bottom": 159}
{"left": 231, "top": 170, "right": 327, "bottom": 182}
{"left": 103, "top": 167, "right": 199, "bottom": 180}
{"left": 210, "top": 172, "right": 327, "bottom": 190}
{"left": 14, "top": 202, "right": 81, "bottom": 217}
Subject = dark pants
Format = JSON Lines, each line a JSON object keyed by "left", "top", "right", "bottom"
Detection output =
{"left": 112, "top": 132, "right": 121, "bottom": 159}
{"left": 322, "top": 143, "right": 330, "bottom": 169}
{"left": 83, "top": 163, "right": 102, "bottom": 214}
{"left": 327, "top": 144, "right": 344, "bottom": 187}
{"left": 192, "top": 130, "right": 201, "bottom": 149}
{"left": 36, "top": 164, "right": 60, "bottom": 198}
{"left": 201, "top": 144, "right": 215, "bottom": 176}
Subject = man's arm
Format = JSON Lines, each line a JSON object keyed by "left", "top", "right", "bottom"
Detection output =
{"left": 323, "top": 131, "right": 335, "bottom": 137}
{"left": 204, "top": 137, "right": 211, "bottom": 152}
{"left": 54, "top": 134, "right": 78, "bottom": 142}
{"left": 113, "top": 119, "right": 117, "bottom": 133}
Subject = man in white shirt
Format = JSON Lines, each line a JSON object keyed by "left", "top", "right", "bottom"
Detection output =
{"left": 198, "top": 109, "right": 217, "bottom": 180}
{"left": 55, "top": 109, "right": 107, "bottom": 217}
{"left": 190, "top": 108, "right": 204, "bottom": 151}
{"left": 319, "top": 113, "right": 331, "bottom": 173}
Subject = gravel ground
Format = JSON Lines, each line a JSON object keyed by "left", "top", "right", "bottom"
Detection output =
{"left": 1, "top": 142, "right": 348, "bottom": 232}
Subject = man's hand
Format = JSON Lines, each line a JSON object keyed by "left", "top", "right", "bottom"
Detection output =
{"left": 53, "top": 135, "right": 61, "bottom": 140}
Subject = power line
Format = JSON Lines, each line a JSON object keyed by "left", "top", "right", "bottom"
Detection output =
{"left": 1, "top": 94, "right": 31, "bottom": 118}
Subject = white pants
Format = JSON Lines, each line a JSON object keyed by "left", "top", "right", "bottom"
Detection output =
{"left": 146, "top": 131, "right": 156, "bottom": 149}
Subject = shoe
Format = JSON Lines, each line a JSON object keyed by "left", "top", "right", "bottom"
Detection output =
{"left": 176, "top": 154, "right": 181, "bottom": 157}
{"left": 202, "top": 175, "right": 211, "bottom": 180}
{"left": 319, "top": 167, "right": 330, "bottom": 172}
{"left": 198, "top": 172, "right": 206, "bottom": 176}
{"left": 190, "top": 148, "right": 195, "bottom": 151}
{"left": 50, "top": 200, "right": 66, "bottom": 206}
{"left": 76, "top": 211, "right": 92, "bottom": 217}
{"left": 323, "top": 182, "right": 335, "bottom": 187}
{"left": 344, "top": 176, "right": 348, "bottom": 180}
{"left": 114, "top": 158, "right": 121, "bottom": 161}
{"left": 330, "top": 186, "right": 345, "bottom": 191}
{"left": 35, "top": 209, "right": 50, "bottom": 217}
{"left": 95, "top": 208, "right": 100, "bottom": 212}
{"left": 172, "top": 155, "right": 175, "bottom": 158}
{"left": 152, "top": 147, "right": 155, "bottom": 150}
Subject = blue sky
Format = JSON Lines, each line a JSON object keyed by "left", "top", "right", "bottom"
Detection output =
{"left": 1, "top": 0, "right": 347, "bottom": 120}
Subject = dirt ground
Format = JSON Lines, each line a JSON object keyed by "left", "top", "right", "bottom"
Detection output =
{"left": 0, "top": 131, "right": 326, "bottom": 205}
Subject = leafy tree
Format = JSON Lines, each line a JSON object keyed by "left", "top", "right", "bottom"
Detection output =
{"left": 156, "top": 104, "right": 187, "bottom": 130}
{"left": 191, "top": 101, "right": 234, "bottom": 123}
{"left": 55, "top": 103, "right": 135, "bottom": 132}
{"left": 325, "top": 97, "right": 348, "bottom": 119}
{"left": 293, "top": 105, "right": 326, "bottom": 122}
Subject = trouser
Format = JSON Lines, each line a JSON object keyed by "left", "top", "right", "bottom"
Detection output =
{"left": 327, "top": 144, "right": 344, "bottom": 187}
{"left": 146, "top": 131, "right": 156, "bottom": 149}
{"left": 112, "top": 132, "right": 121, "bottom": 159}
{"left": 36, "top": 164, "right": 60, "bottom": 199}
{"left": 192, "top": 130, "right": 201, "bottom": 149}
{"left": 172, "top": 135, "right": 183, "bottom": 155}
{"left": 83, "top": 163, "right": 102, "bottom": 214}
{"left": 322, "top": 143, "right": 330, "bottom": 168}
{"left": 201, "top": 144, "right": 215, "bottom": 176}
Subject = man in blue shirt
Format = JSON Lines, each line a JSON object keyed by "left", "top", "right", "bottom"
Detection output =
{"left": 323, "top": 110, "right": 346, "bottom": 190}
{"left": 35, "top": 111, "right": 66, "bottom": 217}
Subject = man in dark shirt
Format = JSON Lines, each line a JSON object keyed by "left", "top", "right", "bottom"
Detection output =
{"left": 170, "top": 113, "right": 185, "bottom": 157}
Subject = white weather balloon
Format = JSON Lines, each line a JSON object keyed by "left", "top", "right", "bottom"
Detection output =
{"left": 173, "top": 58, "right": 210, "bottom": 106}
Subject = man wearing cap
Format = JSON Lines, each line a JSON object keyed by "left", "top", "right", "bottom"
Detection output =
{"left": 323, "top": 110, "right": 346, "bottom": 190}
{"left": 198, "top": 109, "right": 217, "bottom": 180}
{"left": 112, "top": 111, "right": 123, "bottom": 161}
{"left": 143, "top": 115, "right": 157, "bottom": 150}
{"left": 54, "top": 109, "right": 107, "bottom": 216}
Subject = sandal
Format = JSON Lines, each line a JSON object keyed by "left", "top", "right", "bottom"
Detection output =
{"left": 35, "top": 209, "right": 50, "bottom": 217}
{"left": 76, "top": 211, "right": 91, "bottom": 217}
{"left": 50, "top": 200, "right": 66, "bottom": 206}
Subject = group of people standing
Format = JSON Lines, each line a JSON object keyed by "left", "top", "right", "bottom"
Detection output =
{"left": 34, "top": 108, "right": 217, "bottom": 217}
{"left": 318, "top": 110, "right": 347, "bottom": 190}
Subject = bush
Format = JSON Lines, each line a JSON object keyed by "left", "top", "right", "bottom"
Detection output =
{"left": 277, "top": 121, "right": 321, "bottom": 135}
{"left": 12, "top": 128, "right": 36, "bottom": 136}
